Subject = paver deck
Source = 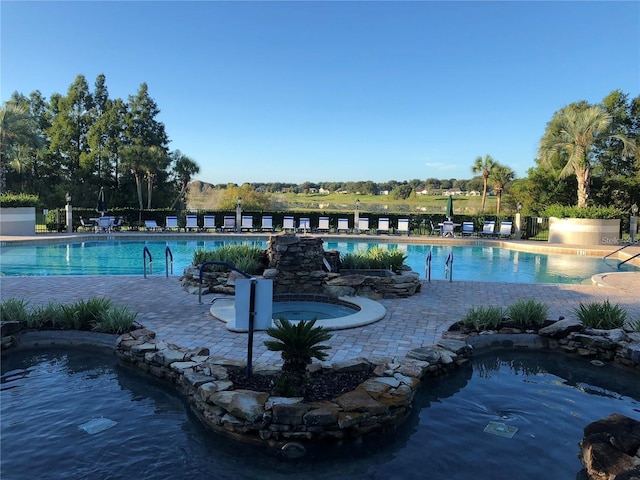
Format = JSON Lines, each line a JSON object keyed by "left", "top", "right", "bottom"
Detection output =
{"left": 1, "top": 273, "right": 638, "bottom": 365}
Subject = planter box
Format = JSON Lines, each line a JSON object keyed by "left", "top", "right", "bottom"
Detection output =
{"left": 548, "top": 217, "right": 620, "bottom": 246}
{"left": 0, "top": 207, "right": 36, "bottom": 236}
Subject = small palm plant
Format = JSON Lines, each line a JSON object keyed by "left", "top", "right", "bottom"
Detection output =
{"left": 264, "top": 318, "right": 332, "bottom": 396}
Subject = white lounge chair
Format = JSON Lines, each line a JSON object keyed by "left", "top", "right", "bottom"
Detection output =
{"left": 441, "top": 221, "right": 455, "bottom": 237}
{"left": 377, "top": 218, "right": 390, "bottom": 234}
{"left": 337, "top": 218, "right": 350, "bottom": 233}
{"left": 261, "top": 215, "right": 274, "bottom": 232}
{"left": 317, "top": 216, "right": 330, "bottom": 233}
{"left": 111, "top": 216, "right": 123, "bottom": 232}
{"left": 185, "top": 214, "right": 199, "bottom": 232}
{"left": 241, "top": 215, "right": 254, "bottom": 232}
{"left": 461, "top": 222, "right": 475, "bottom": 236}
{"left": 203, "top": 215, "right": 216, "bottom": 232}
{"left": 357, "top": 218, "right": 370, "bottom": 234}
{"left": 165, "top": 216, "right": 180, "bottom": 232}
{"left": 497, "top": 221, "right": 513, "bottom": 238}
{"left": 145, "top": 219, "right": 161, "bottom": 232}
{"left": 397, "top": 218, "right": 410, "bottom": 235}
{"left": 298, "top": 217, "right": 311, "bottom": 233}
{"left": 222, "top": 216, "right": 236, "bottom": 232}
{"left": 282, "top": 216, "right": 295, "bottom": 233}
{"left": 79, "top": 216, "right": 94, "bottom": 232}
{"left": 480, "top": 221, "right": 496, "bottom": 237}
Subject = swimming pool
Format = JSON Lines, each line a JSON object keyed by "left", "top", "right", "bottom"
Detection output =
{"left": 2, "top": 347, "right": 638, "bottom": 479}
{"left": 0, "top": 238, "right": 636, "bottom": 283}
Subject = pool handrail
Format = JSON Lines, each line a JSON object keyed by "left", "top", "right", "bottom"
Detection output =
{"left": 165, "top": 246, "right": 173, "bottom": 277}
{"left": 425, "top": 250, "right": 432, "bottom": 282}
{"left": 143, "top": 246, "right": 152, "bottom": 278}
{"left": 445, "top": 252, "right": 453, "bottom": 282}
{"left": 198, "top": 261, "right": 252, "bottom": 304}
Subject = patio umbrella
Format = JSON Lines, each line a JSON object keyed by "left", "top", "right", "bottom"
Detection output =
{"left": 96, "top": 187, "right": 107, "bottom": 216}
{"left": 445, "top": 195, "right": 454, "bottom": 221}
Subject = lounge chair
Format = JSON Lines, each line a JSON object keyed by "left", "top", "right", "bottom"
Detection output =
{"left": 377, "top": 218, "right": 390, "bottom": 234}
{"left": 145, "top": 219, "right": 161, "bottom": 232}
{"left": 480, "top": 221, "right": 496, "bottom": 237}
{"left": 317, "top": 216, "right": 330, "bottom": 233}
{"left": 112, "top": 216, "right": 123, "bottom": 232}
{"left": 165, "top": 216, "right": 180, "bottom": 232}
{"left": 222, "top": 216, "right": 236, "bottom": 232}
{"left": 203, "top": 215, "right": 216, "bottom": 232}
{"left": 461, "top": 222, "right": 475, "bottom": 236}
{"left": 497, "top": 221, "right": 513, "bottom": 238}
{"left": 337, "top": 218, "right": 350, "bottom": 233}
{"left": 260, "top": 215, "right": 274, "bottom": 232}
{"left": 241, "top": 215, "right": 254, "bottom": 232}
{"left": 185, "top": 214, "right": 199, "bottom": 232}
{"left": 79, "top": 216, "right": 94, "bottom": 232}
{"left": 357, "top": 218, "right": 370, "bottom": 234}
{"left": 96, "top": 216, "right": 112, "bottom": 233}
{"left": 430, "top": 221, "right": 441, "bottom": 236}
{"left": 298, "top": 217, "right": 311, "bottom": 233}
{"left": 441, "top": 221, "right": 455, "bottom": 237}
{"left": 397, "top": 218, "right": 410, "bottom": 235}
{"left": 282, "top": 216, "right": 295, "bottom": 233}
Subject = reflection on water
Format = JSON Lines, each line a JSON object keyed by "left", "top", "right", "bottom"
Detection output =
{"left": 1, "top": 239, "right": 637, "bottom": 282}
{"left": 2, "top": 347, "right": 639, "bottom": 479}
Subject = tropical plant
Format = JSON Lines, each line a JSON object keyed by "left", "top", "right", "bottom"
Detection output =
{"left": 0, "top": 298, "right": 30, "bottom": 322}
{"left": 93, "top": 305, "right": 137, "bottom": 334}
{"left": 265, "top": 318, "right": 332, "bottom": 395}
{"left": 507, "top": 299, "right": 548, "bottom": 328}
{"left": 489, "top": 163, "right": 515, "bottom": 215}
{"left": 629, "top": 317, "right": 640, "bottom": 332}
{"left": 28, "top": 301, "right": 65, "bottom": 329}
{"left": 340, "top": 247, "right": 407, "bottom": 271}
{"left": 538, "top": 103, "right": 635, "bottom": 208}
{"left": 461, "top": 305, "right": 505, "bottom": 331}
{"left": 193, "top": 245, "right": 264, "bottom": 275}
{"left": 574, "top": 300, "right": 628, "bottom": 329}
{"left": 169, "top": 150, "right": 200, "bottom": 209}
{"left": 471, "top": 154, "right": 495, "bottom": 212}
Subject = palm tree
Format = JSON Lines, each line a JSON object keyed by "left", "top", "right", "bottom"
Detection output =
{"left": 0, "top": 102, "right": 41, "bottom": 190}
{"left": 538, "top": 104, "right": 635, "bottom": 208}
{"left": 489, "top": 163, "right": 515, "bottom": 215}
{"left": 169, "top": 150, "right": 200, "bottom": 209}
{"left": 471, "top": 154, "right": 495, "bottom": 212}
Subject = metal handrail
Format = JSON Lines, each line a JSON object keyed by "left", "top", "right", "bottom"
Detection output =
{"left": 165, "top": 246, "right": 173, "bottom": 277}
{"left": 143, "top": 246, "right": 152, "bottom": 278}
{"left": 618, "top": 252, "right": 640, "bottom": 269}
{"left": 445, "top": 252, "right": 453, "bottom": 282}
{"left": 604, "top": 242, "right": 636, "bottom": 260}
{"left": 198, "top": 261, "right": 252, "bottom": 304}
{"left": 425, "top": 250, "right": 432, "bottom": 282}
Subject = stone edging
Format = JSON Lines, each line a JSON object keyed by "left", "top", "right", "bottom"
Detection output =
{"left": 114, "top": 329, "right": 471, "bottom": 454}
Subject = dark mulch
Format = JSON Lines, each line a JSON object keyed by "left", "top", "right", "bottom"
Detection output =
{"left": 228, "top": 366, "right": 374, "bottom": 402}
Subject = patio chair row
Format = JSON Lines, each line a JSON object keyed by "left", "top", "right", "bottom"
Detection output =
{"left": 144, "top": 215, "right": 412, "bottom": 234}
{"left": 429, "top": 220, "right": 513, "bottom": 238}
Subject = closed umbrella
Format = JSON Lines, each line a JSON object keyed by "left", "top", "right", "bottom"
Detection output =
{"left": 96, "top": 187, "right": 107, "bottom": 216}
{"left": 445, "top": 195, "right": 454, "bottom": 221}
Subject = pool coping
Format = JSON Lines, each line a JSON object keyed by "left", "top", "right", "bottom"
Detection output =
{"left": 210, "top": 295, "right": 386, "bottom": 331}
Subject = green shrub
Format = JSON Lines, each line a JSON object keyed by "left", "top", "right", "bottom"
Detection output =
{"left": 93, "top": 305, "right": 137, "bottom": 334}
{"left": 265, "top": 318, "right": 332, "bottom": 396}
{"left": 461, "top": 305, "right": 505, "bottom": 331}
{"left": 542, "top": 204, "right": 623, "bottom": 219}
{"left": 0, "top": 298, "right": 30, "bottom": 322}
{"left": 0, "top": 192, "right": 41, "bottom": 207}
{"left": 629, "top": 317, "right": 640, "bottom": 332}
{"left": 340, "top": 247, "right": 407, "bottom": 271}
{"left": 507, "top": 299, "right": 549, "bottom": 328}
{"left": 574, "top": 300, "right": 628, "bottom": 329}
{"left": 193, "top": 245, "right": 264, "bottom": 275}
{"left": 29, "top": 301, "right": 65, "bottom": 328}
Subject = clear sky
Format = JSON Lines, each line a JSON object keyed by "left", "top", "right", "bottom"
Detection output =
{"left": 2, "top": 1, "right": 639, "bottom": 185}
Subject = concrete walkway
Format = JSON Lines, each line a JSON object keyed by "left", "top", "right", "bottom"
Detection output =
{"left": 1, "top": 273, "right": 638, "bottom": 365}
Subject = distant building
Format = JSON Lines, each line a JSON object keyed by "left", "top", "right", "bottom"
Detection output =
{"left": 443, "top": 188, "right": 463, "bottom": 196}
{"left": 416, "top": 187, "right": 429, "bottom": 195}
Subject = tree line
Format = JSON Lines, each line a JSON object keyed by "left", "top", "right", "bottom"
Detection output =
{"left": 1, "top": 74, "right": 637, "bottom": 216}
{"left": 0, "top": 74, "right": 200, "bottom": 210}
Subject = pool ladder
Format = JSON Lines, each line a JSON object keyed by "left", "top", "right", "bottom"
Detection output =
{"left": 445, "top": 252, "right": 453, "bottom": 282}
{"left": 603, "top": 242, "right": 640, "bottom": 269}
{"left": 143, "top": 246, "right": 173, "bottom": 278}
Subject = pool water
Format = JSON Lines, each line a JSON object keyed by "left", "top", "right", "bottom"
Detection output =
{"left": 2, "top": 348, "right": 638, "bottom": 479}
{"left": 0, "top": 238, "right": 636, "bottom": 283}
{"left": 272, "top": 301, "right": 358, "bottom": 321}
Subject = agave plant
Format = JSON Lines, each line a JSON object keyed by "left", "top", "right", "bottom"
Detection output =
{"left": 264, "top": 318, "right": 332, "bottom": 393}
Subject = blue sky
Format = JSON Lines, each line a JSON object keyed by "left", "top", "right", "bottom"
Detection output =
{"left": 2, "top": 1, "right": 639, "bottom": 185}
